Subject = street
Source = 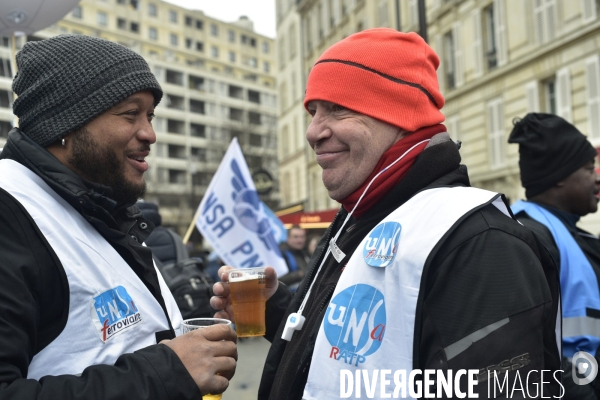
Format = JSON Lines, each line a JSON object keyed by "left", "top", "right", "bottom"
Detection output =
{"left": 223, "top": 336, "right": 272, "bottom": 399}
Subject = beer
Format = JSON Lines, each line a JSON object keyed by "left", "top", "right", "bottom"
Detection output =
{"left": 180, "top": 318, "right": 232, "bottom": 400}
{"left": 229, "top": 267, "right": 266, "bottom": 337}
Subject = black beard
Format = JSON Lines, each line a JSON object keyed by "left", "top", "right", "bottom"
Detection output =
{"left": 67, "top": 128, "right": 147, "bottom": 206}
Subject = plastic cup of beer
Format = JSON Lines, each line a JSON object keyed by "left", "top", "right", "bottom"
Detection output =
{"left": 229, "top": 267, "right": 267, "bottom": 337}
{"left": 181, "top": 317, "right": 232, "bottom": 333}
{"left": 181, "top": 318, "right": 232, "bottom": 400}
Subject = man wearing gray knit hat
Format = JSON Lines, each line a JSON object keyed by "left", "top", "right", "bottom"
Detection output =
{"left": 0, "top": 35, "right": 237, "bottom": 400}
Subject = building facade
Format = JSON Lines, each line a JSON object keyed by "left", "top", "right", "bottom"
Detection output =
{"left": 0, "top": 0, "right": 279, "bottom": 234}
{"left": 423, "top": 0, "right": 600, "bottom": 231}
{"left": 279, "top": 0, "right": 600, "bottom": 232}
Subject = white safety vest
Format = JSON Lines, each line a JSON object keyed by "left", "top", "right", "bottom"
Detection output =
{"left": 303, "top": 187, "right": 509, "bottom": 399}
{"left": 0, "top": 159, "right": 182, "bottom": 379}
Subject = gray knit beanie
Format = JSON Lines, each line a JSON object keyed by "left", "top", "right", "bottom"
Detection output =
{"left": 12, "top": 34, "right": 163, "bottom": 147}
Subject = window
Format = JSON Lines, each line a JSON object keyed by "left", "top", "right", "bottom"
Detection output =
{"left": 167, "top": 119, "right": 185, "bottom": 134}
{"left": 443, "top": 31, "right": 456, "bottom": 89}
{"left": 289, "top": 24, "right": 297, "bottom": 59}
{"left": 170, "top": 33, "right": 178, "bottom": 47}
{"left": 487, "top": 97, "right": 505, "bottom": 168}
{"left": 0, "top": 90, "right": 10, "bottom": 107}
{"left": 555, "top": 67, "right": 573, "bottom": 122}
{"left": 168, "top": 170, "right": 186, "bottom": 184}
{"left": 0, "top": 121, "right": 11, "bottom": 138}
{"left": 249, "top": 133, "right": 262, "bottom": 146}
{"left": 117, "top": 18, "right": 127, "bottom": 30}
{"left": 72, "top": 6, "right": 82, "bottom": 19}
{"left": 543, "top": 77, "right": 557, "bottom": 114}
{"left": 211, "top": 46, "right": 219, "bottom": 58}
{"left": 278, "top": 37, "right": 286, "bottom": 68}
{"left": 191, "top": 147, "right": 207, "bottom": 161}
{"left": 249, "top": 112, "right": 261, "bottom": 125}
{"left": 263, "top": 61, "right": 270, "bottom": 73}
{"left": 409, "top": 0, "right": 419, "bottom": 27}
{"left": 248, "top": 90, "right": 260, "bottom": 104}
{"left": 190, "top": 123, "right": 206, "bottom": 137}
{"left": 250, "top": 38, "right": 256, "bottom": 47}
{"left": 229, "top": 51, "right": 236, "bottom": 62}
{"left": 166, "top": 94, "right": 184, "bottom": 110}
{"left": 211, "top": 24, "right": 219, "bottom": 36}
{"left": 228, "top": 30, "right": 235, "bottom": 42}
{"left": 149, "top": 27, "right": 158, "bottom": 41}
{"left": 185, "top": 16, "right": 193, "bottom": 26}
{"left": 229, "top": 85, "right": 244, "bottom": 99}
{"left": 262, "top": 41, "right": 270, "bottom": 53}
{"left": 247, "top": 155, "right": 262, "bottom": 169}
{"left": 189, "top": 75, "right": 204, "bottom": 90}
{"left": 148, "top": 3, "right": 157, "bottom": 17}
{"left": 169, "top": 10, "right": 177, "bottom": 23}
{"left": 525, "top": 80, "right": 541, "bottom": 113}
{"left": 186, "top": 38, "right": 193, "bottom": 49}
{"left": 189, "top": 99, "right": 205, "bottom": 114}
{"left": 168, "top": 144, "right": 186, "bottom": 159}
{"left": 166, "top": 70, "right": 184, "bottom": 85}
{"left": 483, "top": 5, "right": 497, "bottom": 70}
{"left": 97, "top": 12, "right": 107, "bottom": 26}
{"left": 196, "top": 20, "right": 203, "bottom": 30}
{"left": 229, "top": 108, "right": 244, "bottom": 122}
{"left": 583, "top": 0, "right": 598, "bottom": 23}
{"left": 586, "top": 55, "right": 600, "bottom": 140}
{"left": 229, "top": 130, "right": 244, "bottom": 144}
{"left": 533, "top": 0, "right": 557, "bottom": 45}
{"left": 378, "top": 0, "right": 388, "bottom": 27}
{"left": 130, "top": 22, "right": 139, "bottom": 33}
{"left": 249, "top": 57, "right": 257, "bottom": 68}
{"left": 196, "top": 41, "right": 204, "bottom": 52}
{"left": 129, "top": 0, "right": 139, "bottom": 10}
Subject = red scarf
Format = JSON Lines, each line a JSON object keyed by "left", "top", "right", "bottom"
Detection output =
{"left": 340, "top": 124, "right": 447, "bottom": 218}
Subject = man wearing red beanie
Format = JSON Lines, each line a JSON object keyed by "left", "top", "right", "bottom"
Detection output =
{"left": 212, "top": 29, "right": 561, "bottom": 398}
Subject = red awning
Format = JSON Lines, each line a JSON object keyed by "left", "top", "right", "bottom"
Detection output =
{"left": 278, "top": 209, "right": 339, "bottom": 229}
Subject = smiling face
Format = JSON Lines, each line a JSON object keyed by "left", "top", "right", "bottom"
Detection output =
{"left": 49, "top": 91, "right": 157, "bottom": 205}
{"left": 305, "top": 100, "right": 404, "bottom": 201}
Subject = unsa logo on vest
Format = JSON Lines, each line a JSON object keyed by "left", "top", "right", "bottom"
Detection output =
{"left": 91, "top": 286, "right": 142, "bottom": 343}
{"left": 324, "top": 284, "right": 386, "bottom": 367}
{"left": 363, "top": 221, "right": 402, "bottom": 268}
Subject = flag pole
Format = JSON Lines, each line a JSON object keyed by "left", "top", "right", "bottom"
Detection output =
{"left": 182, "top": 207, "right": 201, "bottom": 245}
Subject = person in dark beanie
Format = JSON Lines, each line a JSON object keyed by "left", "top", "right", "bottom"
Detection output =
{"left": 510, "top": 112, "right": 600, "bottom": 399}
{"left": 0, "top": 35, "right": 236, "bottom": 400}
{"left": 211, "top": 28, "right": 561, "bottom": 399}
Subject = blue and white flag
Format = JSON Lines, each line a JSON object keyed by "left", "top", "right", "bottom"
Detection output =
{"left": 196, "top": 139, "right": 289, "bottom": 276}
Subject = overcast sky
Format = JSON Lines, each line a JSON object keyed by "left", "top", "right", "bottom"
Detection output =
{"left": 163, "top": 0, "right": 277, "bottom": 38}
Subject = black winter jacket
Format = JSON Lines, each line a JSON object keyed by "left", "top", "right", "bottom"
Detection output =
{"left": 260, "top": 134, "right": 562, "bottom": 399}
{"left": 0, "top": 129, "right": 200, "bottom": 400}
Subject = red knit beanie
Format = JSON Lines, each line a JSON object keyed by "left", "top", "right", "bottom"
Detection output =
{"left": 304, "top": 28, "right": 445, "bottom": 131}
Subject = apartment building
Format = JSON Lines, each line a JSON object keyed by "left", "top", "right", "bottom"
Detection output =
{"left": 420, "top": 0, "right": 600, "bottom": 231}
{"left": 280, "top": 0, "right": 600, "bottom": 232}
{"left": 0, "top": 0, "right": 279, "bottom": 233}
